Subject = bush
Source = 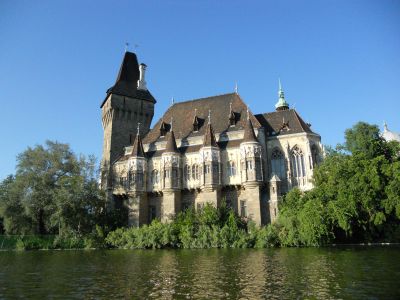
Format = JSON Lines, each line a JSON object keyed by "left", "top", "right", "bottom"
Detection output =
{"left": 106, "top": 204, "right": 279, "bottom": 249}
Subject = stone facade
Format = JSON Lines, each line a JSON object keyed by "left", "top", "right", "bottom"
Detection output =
{"left": 101, "top": 52, "right": 323, "bottom": 226}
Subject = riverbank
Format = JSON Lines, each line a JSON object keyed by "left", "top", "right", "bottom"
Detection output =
{"left": 0, "top": 234, "right": 103, "bottom": 250}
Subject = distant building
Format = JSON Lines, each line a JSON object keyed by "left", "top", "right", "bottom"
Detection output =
{"left": 382, "top": 122, "right": 400, "bottom": 142}
{"left": 100, "top": 52, "right": 323, "bottom": 226}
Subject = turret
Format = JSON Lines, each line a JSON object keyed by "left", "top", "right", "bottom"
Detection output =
{"left": 275, "top": 79, "right": 289, "bottom": 111}
{"left": 240, "top": 109, "right": 263, "bottom": 186}
{"left": 199, "top": 111, "right": 221, "bottom": 190}
{"left": 162, "top": 121, "right": 181, "bottom": 191}
{"left": 268, "top": 174, "right": 281, "bottom": 222}
{"left": 127, "top": 124, "right": 147, "bottom": 192}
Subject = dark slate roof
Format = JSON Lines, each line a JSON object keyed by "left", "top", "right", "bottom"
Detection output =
{"left": 143, "top": 93, "right": 261, "bottom": 144}
{"left": 255, "top": 109, "right": 315, "bottom": 136}
{"left": 145, "top": 139, "right": 243, "bottom": 158}
{"left": 130, "top": 134, "right": 145, "bottom": 157}
{"left": 164, "top": 131, "right": 179, "bottom": 153}
{"left": 203, "top": 123, "right": 218, "bottom": 147}
{"left": 100, "top": 52, "right": 156, "bottom": 108}
{"left": 243, "top": 119, "right": 258, "bottom": 143}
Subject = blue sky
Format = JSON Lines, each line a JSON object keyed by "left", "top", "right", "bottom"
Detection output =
{"left": 1, "top": 0, "right": 399, "bottom": 180}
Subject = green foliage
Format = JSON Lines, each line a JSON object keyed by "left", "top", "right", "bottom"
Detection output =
{"left": 344, "top": 122, "right": 384, "bottom": 158}
{"left": 106, "top": 204, "right": 271, "bottom": 249}
{"left": 276, "top": 121, "right": 400, "bottom": 245}
{"left": 0, "top": 141, "right": 110, "bottom": 237}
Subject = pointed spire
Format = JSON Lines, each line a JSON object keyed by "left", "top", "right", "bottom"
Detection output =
{"left": 165, "top": 130, "right": 179, "bottom": 153}
{"left": 275, "top": 78, "right": 289, "bottom": 111}
{"left": 203, "top": 122, "right": 218, "bottom": 147}
{"left": 130, "top": 124, "right": 145, "bottom": 158}
{"left": 171, "top": 96, "right": 175, "bottom": 106}
{"left": 234, "top": 82, "right": 238, "bottom": 94}
{"left": 243, "top": 118, "right": 258, "bottom": 143}
{"left": 114, "top": 52, "right": 140, "bottom": 86}
{"left": 383, "top": 121, "right": 388, "bottom": 132}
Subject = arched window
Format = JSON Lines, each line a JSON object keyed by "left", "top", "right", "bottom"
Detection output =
{"left": 227, "top": 161, "right": 236, "bottom": 177}
{"left": 291, "top": 145, "right": 306, "bottom": 178}
{"left": 172, "top": 168, "right": 178, "bottom": 181}
{"left": 184, "top": 165, "right": 191, "bottom": 180}
{"left": 151, "top": 170, "right": 159, "bottom": 184}
{"left": 271, "top": 148, "right": 286, "bottom": 180}
{"left": 311, "top": 145, "right": 319, "bottom": 168}
{"left": 191, "top": 164, "right": 199, "bottom": 180}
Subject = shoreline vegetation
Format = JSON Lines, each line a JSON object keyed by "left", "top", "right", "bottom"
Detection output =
{"left": 1, "top": 122, "right": 400, "bottom": 251}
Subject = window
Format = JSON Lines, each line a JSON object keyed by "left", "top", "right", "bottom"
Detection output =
{"left": 311, "top": 145, "right": 319, "bottom": 168}
{"left": 151, "top": 170, "right": 159, "bottom": 184}
{"left": 246, "top": 160, "right": 253, "bottom": 170}
{"left": 291, "top": 145, "right": 306, "bottom": 178}
{"left": 205, "top": 165, "right": 211, "bottom": 174}
{"left": 164, "top": 169, "right": 170, "bottom": 179}
{"left": 172, "top": 168, "right": 178, "bottom": 181}
{"left": 271, "top": 149, "right": 286, "bottom": 180}
{"left": 184, "top": 165, "right": 191, "bottom": 180}
{"left": 227, "top": 161, "right": 236, "bottom": 177}
{"left": 191, "top": 164, "right": 199, "bottom": 180}
{"left": 240, "top": 200, "right": 247, "bottom": 218}
{"left": 212, "top": 163, "right": 219, "bottom": 174}
{"left": 136, "top": 172, "right": 143, "bottom": 185}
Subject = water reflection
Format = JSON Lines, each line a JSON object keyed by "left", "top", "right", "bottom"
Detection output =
{"left": 0, "top": 247, "right": 399, "bottom": 299}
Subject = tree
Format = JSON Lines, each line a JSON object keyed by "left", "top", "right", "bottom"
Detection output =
{"left": 0, "top": 141, "right": 106, "bottom": 235}
{"left": 344, "top": 122, "right": 384, "bottom": 158}
{"left": 277, "top": 122, "right": 400, "bottom": 245}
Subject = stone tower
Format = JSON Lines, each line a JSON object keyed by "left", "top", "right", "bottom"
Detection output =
{"left": 100, "top": 51, "right": 156, "bottom": 189}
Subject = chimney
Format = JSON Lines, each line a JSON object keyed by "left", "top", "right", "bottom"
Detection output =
{"left": 137, "top": 63, "right": 147, "bottom": 90}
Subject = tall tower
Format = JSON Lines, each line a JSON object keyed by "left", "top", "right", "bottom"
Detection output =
{"left": 100, "top": 52, "right": 156, "bottom": 189}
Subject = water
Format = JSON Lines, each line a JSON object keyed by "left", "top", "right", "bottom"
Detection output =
{"left": 0, "top": 247, "right": 399, "bottom": 299}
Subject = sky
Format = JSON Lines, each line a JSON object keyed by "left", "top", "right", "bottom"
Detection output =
{"left": 0, "top": 0, "right": 399, "bottom": 180}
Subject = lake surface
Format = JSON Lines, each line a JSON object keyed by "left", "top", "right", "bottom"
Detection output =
{"left": 0, "top": 246, "right": 399, "bottom": 299}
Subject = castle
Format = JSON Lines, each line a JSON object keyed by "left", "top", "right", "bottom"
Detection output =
{"left": 100, "top": 52, "right": 322, "bottom": 226}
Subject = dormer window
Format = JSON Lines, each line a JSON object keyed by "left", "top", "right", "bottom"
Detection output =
{"left": 193, "top": 114, "right": 200, "bottom": 132}
{"left": 228, "top": 101, "right": 236, "bottom": 127}
{"left": 159, "top": 121, "right": 167, "bottom": 137}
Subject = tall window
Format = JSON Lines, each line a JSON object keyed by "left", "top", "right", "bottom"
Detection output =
{"left": 311, "top": 145, "right": 319, "bottom": 168}
{"left": 271, "top": 148, "right": 286, "bottom": 180}
{"left": 246, "top": 160, "right": 253, "bottom": 170}
{"left": 151, "top": 170, "right": 159, "bottom": 184}
{"left": 205, "top": 165, "right": 211, "bottom": 174}
{"left": 172, "top": 168, "right": 178, "bottom": 181}
{"left": 240, "top": 200, "right": 247, "bottom": 218}
{"left": 191, "top": 164, "right": 199, "bottom": 180}
{"left": 184, "top": 165, "right": 191, "bottom": 180}
{"left": 291, "top": 145, "right": 306, "bottom": 178}
{"left": 227, "top": 161, "right": 236, "bottom": 177}
{"left": 164, "top": 169, "right": 170, "bottom": 179}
